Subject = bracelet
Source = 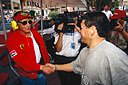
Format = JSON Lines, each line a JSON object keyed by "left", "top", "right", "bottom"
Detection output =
{"left": 55, "top": 64, "right": 57, "bottom": 71}
{"left": 119, "top": 28, "right": 124, "bottom": 32}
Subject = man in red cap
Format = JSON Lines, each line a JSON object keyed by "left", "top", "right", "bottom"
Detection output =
{"left": 110, "top": 9, "right": 126, "bottom": 20}
{"left": 6, "top": 11, "right": 54, "bottom": 85}
{"left": 109, "top": 9, "right": 128, "bottom": 54}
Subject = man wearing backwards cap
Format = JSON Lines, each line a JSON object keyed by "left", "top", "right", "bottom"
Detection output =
{"left": 6, "top": 11, "right": 54, "bottom": 85}
{"left": 110, "top": 9, "right": 128, "bottom": 54}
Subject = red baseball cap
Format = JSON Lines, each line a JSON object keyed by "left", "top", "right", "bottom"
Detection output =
{"left": 13, "top": 11, "right": 32, "bottom": 21}
{"left": 110, "top": 9, "right": 126, "bottom": 20}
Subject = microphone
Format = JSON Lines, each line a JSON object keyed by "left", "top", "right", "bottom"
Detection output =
{"left": 31, "top": 18, "right": 41, "bottom": 28}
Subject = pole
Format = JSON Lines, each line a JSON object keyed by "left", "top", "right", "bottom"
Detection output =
{"left": 99, "top": 0, "right": 101, "bottom": 11}
{"left": 40, "top": 0, "right": 43, "bottom": 34}
{"left": 66, "top": 1, "right": 68, "bottom": 11}
{"left": 0, "top": 0, "right": 7, "bottom": 41}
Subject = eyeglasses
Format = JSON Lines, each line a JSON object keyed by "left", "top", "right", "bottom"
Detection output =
{"left": 18, "top": 20, "right": 32, "bottom": 25}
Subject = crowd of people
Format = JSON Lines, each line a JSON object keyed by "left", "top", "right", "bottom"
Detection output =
{"left": 1, "top": 3, "right": 128, "bottom": 85}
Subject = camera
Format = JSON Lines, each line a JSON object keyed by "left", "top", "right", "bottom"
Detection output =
{"left": 54, "top": 11, "right": 80, "bottom": 33}
{"left": 109, "top": 19, "right": 119, "bottom": 31}
{"left": 38, "top": 19, "right": 53, "bottom": 30}
{"left": 43, "top": 20, "right": 53, "bottom": 29}
{"left": 39, "top": 11, "right": 81, "bottom": 33}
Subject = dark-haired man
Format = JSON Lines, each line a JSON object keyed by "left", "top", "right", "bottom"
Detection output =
{"left": 46, "top": 12, "right": 128, "bottom": 85}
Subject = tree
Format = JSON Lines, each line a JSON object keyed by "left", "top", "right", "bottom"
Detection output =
{"left": 112, "top": 0, "right": 119, "bottom": 8}
{"left": 84, "top": 0, "right": 114, "bottom": 11}
{"left": 48, "top": 10, "right": 59, "bottom": 19}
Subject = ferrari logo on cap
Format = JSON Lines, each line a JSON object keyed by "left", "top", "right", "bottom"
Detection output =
{"left": 21, "top": 12, "right": 28, "bottom": 16}
{"left": 20, "top": 44, "right": 24, "bottom": 50}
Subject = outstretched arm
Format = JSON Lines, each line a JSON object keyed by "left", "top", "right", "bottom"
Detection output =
{"left": 46, "top": 63, "right": 73, "bottom": 72}
{"left": 40, "top": 65, "right": 54, "bottom": 74}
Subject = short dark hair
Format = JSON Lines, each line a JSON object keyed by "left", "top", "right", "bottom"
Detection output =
{"left": 104, "top": 4, "right": 109, "bottom": 7}
{"left": 82, "top": 12, "right": 110, "bottom": 38}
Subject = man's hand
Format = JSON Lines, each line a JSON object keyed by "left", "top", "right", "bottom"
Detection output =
{"left": 75, "top": 25, "right": 81, "bottom": 33}
{"left": 114, "top": 22, "right": 123, "bottom": 32}
{"left": 57, "top": 23, "right": 64, "bottom": 30}
{"left": 45, "top": 63, "right": 56, "bottom": 71}
{"left": 40, "top": 65, "right": 55, "bottom": 74}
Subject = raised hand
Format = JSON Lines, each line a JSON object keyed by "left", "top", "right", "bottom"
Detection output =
{"left": 57, "top": 23, "right": 64, "bottom": 30}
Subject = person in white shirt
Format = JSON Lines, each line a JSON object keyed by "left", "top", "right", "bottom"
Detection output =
{"left": 102, "top": 4, "right": 113, "bottom": 20}
{"left": 43, "top": 18, "right": 56, "bottom": 61}
{"left": 54, "top": 12, "right": 81, "bottom": 85}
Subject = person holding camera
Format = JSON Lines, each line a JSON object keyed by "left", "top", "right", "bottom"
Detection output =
{"left": 54, "top": 12, "right": 81, "bottom": 85}
{"left": 6, "top": 11, "right": 54, "bottom": 85}
{"left": 114, "top": 19, "right": 128, "bottom": 40}
{"left": 109, "top": 9, "right": 128, "bottom": 54}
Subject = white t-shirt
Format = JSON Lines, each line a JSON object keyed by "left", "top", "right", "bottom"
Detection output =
{"left": 31, "top": 32, "right": 42, "bottom": 63}
{"left": 54, "top": 32, "right": 81, "bottom": 57}
{"left": 43, "top": 25, "right": 55, "bottom": 34}
{"left": 102, "top": 10, "right": 113, "bottom": 20}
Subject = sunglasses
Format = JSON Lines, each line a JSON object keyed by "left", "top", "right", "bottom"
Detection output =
{"left": 18, "top": 20, "right": 32, "bottom": 25}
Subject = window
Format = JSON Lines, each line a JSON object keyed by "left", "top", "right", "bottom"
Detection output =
{"left": 13, "top": 2, "right": 20, "bottom": 9}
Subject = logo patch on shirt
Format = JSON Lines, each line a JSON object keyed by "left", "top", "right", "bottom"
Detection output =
{"left": 81, "top": 73, "right": 89, "bottom": 85}
{"left": 10, "top": 50, "right": 17, "bottom": 58}
{"left": 20, "top": 44, "right": 24, "bottom": 50}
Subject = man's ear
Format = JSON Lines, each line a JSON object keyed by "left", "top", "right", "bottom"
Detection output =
{"left": 90, "top": 26, "right": 96, "bottom": 35}
{"left": 90, "top": 30, "right": 94, "bottom": 34}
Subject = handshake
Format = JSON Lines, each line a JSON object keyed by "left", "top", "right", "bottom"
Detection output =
{"left": 40, "top": 63, "right": 72, "bottom": 74}
{"left": 40, "top": 63, "right": 56, "bottom": 74}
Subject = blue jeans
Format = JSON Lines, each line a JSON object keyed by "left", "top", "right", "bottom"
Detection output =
{"left": 20, "top": 73, "right": 46, "bottom": 85}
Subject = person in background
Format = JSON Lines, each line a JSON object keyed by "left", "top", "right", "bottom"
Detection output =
{"left": 54, "top": 12, "right": 81, "bottom": 85}
{"left": 29, "top": 10, "right": 41, "bottom": 31}
{"left": 6, "top": 11, "right": 54, "bottom": 85}
{"left": 109, "top": 9, "right": 128, "bottom": 54}
{"left": 92, "top": 6, "right": 97, "bottom": 12}
{"left": 46, "top": 12, "right": 128, "bottom": 85}
{"left": 102, "top": 4, "right": 113, "bottom": 20}
{"left": 43, "top": 18, "right": 56, "bottom": 61}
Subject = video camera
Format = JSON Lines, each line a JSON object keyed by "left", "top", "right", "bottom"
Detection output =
{"left": 109, "top": 9, "right": 127, "bottom": 31}
{"left": 37, "top": 19, "right": 53, "bottom": 30}
{"left": 109, "top": 19, "right": 119, "bottom": 31}
{"left": 43, "top": 20, "right": 53, "bottom": 29}
{"left": 54, "top": 11, "right": 81, "bottom": 33}
{"left": 42, "top": 11, "right": 81, "bottom": 33}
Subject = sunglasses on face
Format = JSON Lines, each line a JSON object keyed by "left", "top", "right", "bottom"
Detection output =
{"left": 18, "top": 20, "right": 32, "bottom": 25}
